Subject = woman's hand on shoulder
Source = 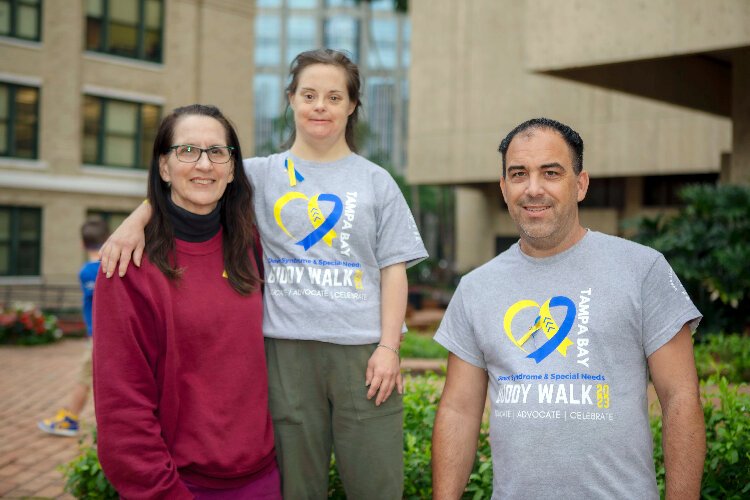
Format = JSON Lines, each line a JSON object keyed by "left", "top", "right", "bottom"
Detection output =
{"left": 99, "top": 202, "right": 151, "bottom": 278}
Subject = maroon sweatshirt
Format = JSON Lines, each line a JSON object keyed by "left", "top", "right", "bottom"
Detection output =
{"left": 93, "top": 230, "right": 274, "bottom": 499}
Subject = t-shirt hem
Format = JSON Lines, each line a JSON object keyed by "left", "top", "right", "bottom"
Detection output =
{"left": 379, "top": 250, "right": 429, "bottom": 270}
{"left": 644, "top": 310, "right": 702, "bottom": 358}
{"left": 434, "top": 329, "right": 486, "bottom": 369}
{"left": 263, "top": 331, "right": 381, "bottom": 345}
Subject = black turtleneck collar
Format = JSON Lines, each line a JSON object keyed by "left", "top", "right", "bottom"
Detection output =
{"left": 166, "top": 196, "right": 221, "bottom": 242}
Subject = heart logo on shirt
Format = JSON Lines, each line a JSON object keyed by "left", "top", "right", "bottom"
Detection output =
{"left": 503, "top": 296, "right": 576, "bottom": 363}
{"left": 274, "top": 192, "right": 343, "bottom": 251}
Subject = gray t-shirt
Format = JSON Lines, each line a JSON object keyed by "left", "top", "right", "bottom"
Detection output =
{"left": 244, "top": 152, "right": 427, "bottom": 344}
{"left": 435, "top": 231, "right": 701, "bottom": 500}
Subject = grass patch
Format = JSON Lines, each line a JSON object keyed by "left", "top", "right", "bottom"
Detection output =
{"left": 402, "top": 331, "right": 448, "bottom": 359}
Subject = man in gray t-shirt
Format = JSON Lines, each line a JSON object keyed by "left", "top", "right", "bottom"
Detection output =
{"left": 432, "top": 118, "right": 705, "bottom": 500}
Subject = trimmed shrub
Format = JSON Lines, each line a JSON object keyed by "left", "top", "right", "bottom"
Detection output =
{"left": 61, "top": 429, "right": 117, "bottom": 499}
{"left": 652, "top": 377, "right": 750, "bottom": 499}
{"left": 65, "top": 373, "right": 749, "bottom": 498}
{"left": 631, "top": 184, "right": 750, "bottom": 335}
{"left": 694, "top": 334, "right": 750, "bottom": 383}
{"left": 401, "top": 332, "right": 449, "bottom": 359}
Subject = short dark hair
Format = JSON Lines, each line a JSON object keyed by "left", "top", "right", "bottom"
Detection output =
{"left": 498, "top": 117, "right": 584, "bottom": 177}
{"left": 282, "top": 48, "right": 362, "bottom": 152}
{"left": 81, "top": 217, "right": 109, "bottom": 250}
{"left": 145, "top": 104, "right": 261, "bottom": 295}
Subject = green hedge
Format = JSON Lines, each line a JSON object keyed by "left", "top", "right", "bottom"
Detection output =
{"left": 651, "top": 377, "right": 750, "bottom": 499}
{"left": 631, "top": 184, "right": 750, "bottom": 334}
{"left": 401, "top": 331, "right": 448, "bottom": 359}
{"left": 63, "top": 374, "right": 750, "bottom": 499}
{"left": 60, "top": 429, "right": 117, "bottom": 499}
{"left": 694, "top": 334, "right": 750, "bottom": 384}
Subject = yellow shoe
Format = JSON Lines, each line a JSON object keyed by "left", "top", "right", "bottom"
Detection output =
{"left": 37, "top": 408, "right": 79, "bottom": 437}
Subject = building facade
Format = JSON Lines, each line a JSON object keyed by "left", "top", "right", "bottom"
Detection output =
{"left": 408, "top": 0, "right": 746, "bottom": 272}
{"left": 253, "top": 0, "right": 411, "bottom": 172}
{"left": 0, "top": 0, "right": 254, "bottom": 289}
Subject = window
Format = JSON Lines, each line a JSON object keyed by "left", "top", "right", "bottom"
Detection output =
{"left": 643, "top": 174, "right": 719, "bottom": 206}
{"left": 580, "top": 177, "right": 626, "bottom": 209}
{"left": 288, "top": 0, "right": 316, "bottom": 9}
{"left": 254, "top": 74, "right": 285, "bottom": 155}
{"left": 365, "top": 76, "right": 395, "bottom": 164}
{"left": 324, "top": 16, "right": 359, "bottom": 61}
{"left": 255, "top": 14, "right": 281, "bottom": 67}
{"left": 0, "top": 206, "right": 41, "bottom": 276}
{"left": 286, "top": 15, "right": 317, "bottom": 64}
{"left": 368, "top": 18, "right": 397, "bottom": 69}
{"left": 83, "top": 95, "right": 161, "bottom": 169}
{"left": 86, "top": 210, "right": 128, "bottom": 233}
{"left": 326, "top": 0, "right": 356, "bottom": 7}
{"left": 0, "top": 82, "right": 39, "bottom": 159}
{"left": 0, "top": 0, "right": 41, "bottom": 41}
{"left": 86, "top": 0, "right": 163, "bottom": 63}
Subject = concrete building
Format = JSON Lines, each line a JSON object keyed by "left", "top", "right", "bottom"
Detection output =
{"left": 408, "top": 0, "right": 747, "bottom": 272}
{"left": 0, "top": 0, "right": 254, "bottom": 294}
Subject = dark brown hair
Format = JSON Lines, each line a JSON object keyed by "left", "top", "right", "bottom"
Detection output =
{"left": 498, "top": 117, "right": 585, "bottom": 177}
{"left": 281, "top": 48, "right": 362, "bottom": 152}
{"left": 81, "top": 216, "right": 110, "bottom": 250}
{"left": 145, "top": 104, "right": 261, "bottom": 295}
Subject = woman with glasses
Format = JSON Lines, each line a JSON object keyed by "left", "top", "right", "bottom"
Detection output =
{"left": 93, "top": 104, "right": 280, "bottom": 499}
{"left": 99, "top": 50, "right": 427, "bottom": 499}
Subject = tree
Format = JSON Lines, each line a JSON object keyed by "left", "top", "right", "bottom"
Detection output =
{"left": 631, "top": 184, "right": 750, "bottom": 335}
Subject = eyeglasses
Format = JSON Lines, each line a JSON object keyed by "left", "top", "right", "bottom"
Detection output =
{"left": 169, "top": 145, "right": 235, "bottom": 164}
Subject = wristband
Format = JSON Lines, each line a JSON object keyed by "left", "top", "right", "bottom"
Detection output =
{"left": 377, "top": 343, "right": 400, "bottom": 356}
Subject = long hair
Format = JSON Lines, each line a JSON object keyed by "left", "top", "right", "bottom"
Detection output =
{"left": 145, "top": 104, "right": 261, "bottom": 295}
{"left": 281, "top": 48, "right": 362, "bottom": 152}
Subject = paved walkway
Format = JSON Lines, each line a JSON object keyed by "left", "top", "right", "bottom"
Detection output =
{"left": 0, "top": 337, "right": 447, "bottom": 499}
{"left": 0, "top": 338, "right": 93, "bottom": 499}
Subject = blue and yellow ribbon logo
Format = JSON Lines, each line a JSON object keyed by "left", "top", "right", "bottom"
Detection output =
{"left": 274, "top": 192, "right": 343, "bottom": 250}
{"left": 503, "top": 296, "right": 576, "bottom": 363}
{"left": 284, "top": 157, "right": 305, "bottom": 186}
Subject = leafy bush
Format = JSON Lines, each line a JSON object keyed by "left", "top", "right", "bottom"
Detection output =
{"left": 401, "top": 332, "right": 449, "bottom": 359}
{"left": 652, "top": 377, "right": 750, "bottom": 499}
{"left": 61, "top": 429, "right": 118, "bottom": 499}
{"left": 631, "top": 184, "right": 750, "bottom": 334}
{"left": 694, "top": 334, "right": 750, "bottom": 383}
{"left": 0, "top": 303, "right": 62, "bottom": 345}
{"left": 70, "top": 373, "right": 750, "bottom": 498}
{"left": 329, "top": 373, "right": 491, "bottom": 498}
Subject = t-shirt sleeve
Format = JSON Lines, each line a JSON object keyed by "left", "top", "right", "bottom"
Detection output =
{"left": 434, "top": 281, "right": 486, "bottom": 369}
{"left": 641, "top": 254, "right": 702, "bottom": 357}
{"left": 375, "top": 174, "right": 428, "bottom": 269}
{"left": 243, "top": 157, "right": 265, "bottom": 190}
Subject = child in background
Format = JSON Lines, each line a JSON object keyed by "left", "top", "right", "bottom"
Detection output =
{"left": 38, "top": 216, "right": 109, "bottom": 436}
